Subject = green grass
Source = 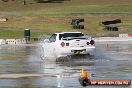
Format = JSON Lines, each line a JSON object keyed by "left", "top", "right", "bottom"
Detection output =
{"left": 2, "top": 4, "right": 132, "bottom": 16}
{"left": 1, "top": 0, "right": 132, "bottom": 16}
{"left": 0, "top": 30, "right": 43, "bottom": 38}
{"left": 0, "top": 0, "right": 132, "bottom": 38}
{"left": 22, "top": 5, "right": 132, "bottom": 16}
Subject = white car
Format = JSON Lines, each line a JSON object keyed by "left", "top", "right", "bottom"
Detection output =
{"left": 42, "top": 32, "right": 95, "bottom": 60}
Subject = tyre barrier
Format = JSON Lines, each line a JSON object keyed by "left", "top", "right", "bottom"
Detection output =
{"left": 71, "top": 18, "right": 84, "bottom": 29}
{"left": 105, "top": 26, "right": 118, "bottom": 31}
{"left": 73, "top": 25, "right": 84, "bottom": 29}
{"left": 71, "top": 18, "right": 84, "bottom": 23}
{"left": 102, "top": 19, "right": 121, "bottom": 25}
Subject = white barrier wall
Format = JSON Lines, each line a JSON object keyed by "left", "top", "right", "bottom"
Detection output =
{"left": 0, "top": 39, "right": 27, "bottom": 45}
{"left": 6, "top": 39, "right": 27, "bottom": 45}
{"left": 6, "top": 39, "right": 16, "bottom": 44}
{"left": 94, "top": 34, "right": 132, "bottom": 42}
{"left": 119, "top": 34, "right": 128, "bottom": 37}
{"left": 0, "top": 39, "right": 6, "bottom": 45}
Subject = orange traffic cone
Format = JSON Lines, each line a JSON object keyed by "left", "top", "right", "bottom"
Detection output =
{"left": 81, "top": 67, "right": 88, "bottom": 78}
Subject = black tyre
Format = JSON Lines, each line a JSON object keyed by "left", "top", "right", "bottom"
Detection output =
{"left": 73, "top": 26, "right": 77, "bottom": 29}
{"left": 79, "top": 25, "right": 84, "bottom": 29}
{"left": 79, "top": 19, "right": 84, "bottom": 22}
{"left": 79, "top": 77, "right": 90, "bottom": 86}
{"left": 113, "top": 27, "right": 118, "bottom": 31}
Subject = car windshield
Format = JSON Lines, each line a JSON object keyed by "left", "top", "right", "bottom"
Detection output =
{"left": 59, "top": 33, "right": 84, "bottom": 40}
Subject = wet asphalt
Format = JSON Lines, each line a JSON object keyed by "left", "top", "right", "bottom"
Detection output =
{"left": 0, "top": 43, "right": 132, "bottom": 88}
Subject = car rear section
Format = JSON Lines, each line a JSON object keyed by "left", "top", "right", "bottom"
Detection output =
{"left": 56, "top": 38, "right": 95, "bottom": 57}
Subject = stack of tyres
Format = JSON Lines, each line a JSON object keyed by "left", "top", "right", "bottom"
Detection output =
{"left": 73, "top": 25, "right": 84, "bottom": 29}
{"left": 102, "top": 19, "right": 121, "bottom": 25}
{"left": 79, "top": 25, "right": 84, "bottom": 29}
{"left": 102, "top": 19, "right": 121, "bottom": 31}
{"left": 105, "top": 26, "right": 118, "bottom": 31}
{"left": 71, "top": 18, "right": 84, "bottom": 23}
{"left": 71, "top": 18, "right": 84, "bottom": 29}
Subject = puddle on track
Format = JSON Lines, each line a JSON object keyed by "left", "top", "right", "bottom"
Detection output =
{"left": 0, "top": 44, "right": 132, "bottom": 88}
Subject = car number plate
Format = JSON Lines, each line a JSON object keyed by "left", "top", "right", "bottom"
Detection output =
{"left": 74, "top": 50, "right": 84, "bottom": 54}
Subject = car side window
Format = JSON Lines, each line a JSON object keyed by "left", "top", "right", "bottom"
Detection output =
{"left": 59, "top": 34, "right": 65, "bottom": 40}
{"left": 49, "top": 34, "right": 57, "bottom": 42}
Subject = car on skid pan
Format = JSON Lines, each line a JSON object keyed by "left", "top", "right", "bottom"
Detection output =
{"left": 42, "top": 32, "right": 95, "bottom": 60}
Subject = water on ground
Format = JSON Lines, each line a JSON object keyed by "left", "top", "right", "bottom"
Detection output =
{"left": 0, "top": 43, "right": 132, "bottom": 88}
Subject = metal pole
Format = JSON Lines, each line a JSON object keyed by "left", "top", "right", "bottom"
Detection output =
{"left": 23, "top": 0, "right": 26, "bottom": 5}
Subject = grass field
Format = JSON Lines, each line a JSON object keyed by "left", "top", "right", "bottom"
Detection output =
{"left": 0, "top": 0, "right": 132, "bottom": 38}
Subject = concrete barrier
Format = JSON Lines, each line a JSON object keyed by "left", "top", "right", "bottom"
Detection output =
{"left": 93, "top": 37, "right": 132, "bottom": 42}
